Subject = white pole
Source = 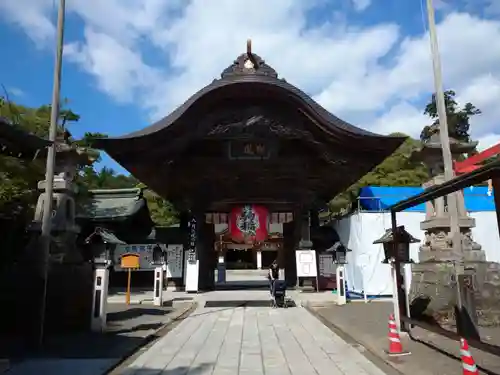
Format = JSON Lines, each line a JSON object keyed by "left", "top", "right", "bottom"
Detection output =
{"left": 391, "top": 260, "right": 401, "bottom": 332}
{"left": 39, "top": 0, "right": 66, "bottom": 346}
{"left": 362, "top": 264, "right": 368, "bottom": 303}
{"left": 402, "top": 264, "right": 411, "bottom": 321}
{"left": 426, "top": 0, "right": 463, "bottom": 308}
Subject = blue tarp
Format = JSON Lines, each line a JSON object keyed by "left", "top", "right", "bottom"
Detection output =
{"left": 359, "top": 186, "right": 495, "bottom": 212}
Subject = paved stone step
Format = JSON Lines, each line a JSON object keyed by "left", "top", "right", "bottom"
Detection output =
{"left": 204, "top": 299, "right": 297, "bottom": 308}
{"left": 125, "top": 302, "right": 389, "bottom": 374}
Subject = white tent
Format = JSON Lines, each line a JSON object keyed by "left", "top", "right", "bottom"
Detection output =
{"left": 334, "top": 211, "right": 500, "bottom": 298}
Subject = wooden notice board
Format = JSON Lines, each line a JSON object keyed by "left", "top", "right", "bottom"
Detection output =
{"left": 121, "top": 253, "right": 140, "bottom": 269}
{"left": 120, "top": 253, "right": 140, "bottom": 305}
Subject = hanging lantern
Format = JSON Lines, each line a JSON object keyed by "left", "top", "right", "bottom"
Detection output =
{"left": 151, "top": 244, "right": 166, "bottom": 266}
{"left": 229, "top": 205, "right": 269, "bottom": 244}
{"left": 373, "top": 226, "right": 419, "bottom": 264}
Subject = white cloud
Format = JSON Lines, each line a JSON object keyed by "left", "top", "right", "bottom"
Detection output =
{"left": 369, "top": 102, "right": 428, "bottom": 136}
{"left": 0, "top": 0, "right": 54, "bottom": 47}
{"left": 1, "top": 0, "right": 500, "bottom": 149}
{"left": 351, "top": 0, "right": 371, "bottom": 12}
{"left": 477, "top": 133, "right": 500, "bottom": 151}
{"left": 6, "top": 87, "right": 24, "bottom": 97}
{"left": 456, "top": 74, "right": 500, "bottom": 136}
{"left": 64, "top": 28, "right": 163, "bottom": 103}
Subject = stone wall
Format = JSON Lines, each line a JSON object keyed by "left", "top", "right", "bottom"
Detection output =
{"left": 0, "top": 261, "right": 93, "bottom": 342}
{"left": 410, "top": 261, "right": 500, "bottom": 326}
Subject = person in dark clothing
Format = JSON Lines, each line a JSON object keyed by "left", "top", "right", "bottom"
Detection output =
{"left": 268, "top": 260, "right": 279, "bottom": 295}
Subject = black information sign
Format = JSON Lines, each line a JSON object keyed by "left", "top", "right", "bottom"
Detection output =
{"left": 187, "top": 217, "right": 197, "bottom": 263}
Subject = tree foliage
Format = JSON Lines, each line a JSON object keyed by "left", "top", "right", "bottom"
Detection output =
{"left": 0, "top": 97, "right": 178, "bottom": 226}
{"left": 328, "top": 134, "right": 429, "bottom": 214}
{"left": 0, "top": 98, "right": 74, "bottom": 217}
{"left": 136, "top": 183, "right": 179, "bottom": 227}
{"left": 329, "top": 89, "right": 482, "bottom": 216}
{"left": 420, "top": 90, "right": 481, "bottom": 144}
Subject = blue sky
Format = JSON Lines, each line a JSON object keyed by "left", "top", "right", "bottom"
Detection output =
{"left": 1, "top": 0, "right": 499, "bottom": 174}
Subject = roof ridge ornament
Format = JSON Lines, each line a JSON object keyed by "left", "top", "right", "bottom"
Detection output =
{"left": 220, "top": 39, "right": 278, "bottom": 79}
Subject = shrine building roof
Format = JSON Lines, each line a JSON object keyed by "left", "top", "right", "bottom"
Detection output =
{"left": 0, "top": 116, "right": 52, "bottom": 159}
{"left": 92, "top": 42, "right": 407, "bottom": 211}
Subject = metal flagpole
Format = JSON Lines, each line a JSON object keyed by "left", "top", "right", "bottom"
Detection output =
{"left": 425, "top": 0, "right": 463, "bottom": 309}
{"left": 39, "top": 0, "right": 66, "bottom": 346}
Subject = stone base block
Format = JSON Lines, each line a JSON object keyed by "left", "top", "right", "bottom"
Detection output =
{"left": 419, "top": 249, "right": 486, "bottom": 262}
{"left": 166, "top": 278, "right": 184, "bottom": 291}
{"left": 0, "top": 262, "right": 93, "bottom": 343}
{"left": 45, "top": 263, "right": 94, "bottom": 333}
{"left": 410, "top": 261, "right": 500, "bottom": 326}
{"left": 420, "top": 217, "right": 476, "bottom": 231}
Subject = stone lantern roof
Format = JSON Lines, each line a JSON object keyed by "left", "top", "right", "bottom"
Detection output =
{"left": 412, "top": 124, "right": 478, "bottom": 163}
{"left": 373, "top": 226, "right": 420, "bottom": 245}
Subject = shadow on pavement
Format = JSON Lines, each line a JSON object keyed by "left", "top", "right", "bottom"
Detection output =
{"left": 2, "top": 331, "right": 152, "bottom": 360}
{"left": 1, "top": 302, "right": 197, "bottom": 374}
{"left": 214, "top": 280, "right": 269, "bottom": 291}
{"left": 310, "top": 301, "right": 500, "bottom": 375}
{"left": 0, "top": 304, "right": 178, "bottom": 360}
{"left": 115, "top": 362, "right": 214, "bottom": 375}
{"left": 107, "top": 307, "right": 169, "bottom": 321}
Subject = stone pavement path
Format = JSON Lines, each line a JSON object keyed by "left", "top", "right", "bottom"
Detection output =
{"left": 124, "top": 305, "right": 389, "bottom": 375}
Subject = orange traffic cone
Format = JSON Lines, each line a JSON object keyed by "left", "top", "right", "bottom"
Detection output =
{"left": 385, "top": 313, "right": 411, "bottom": 356}
{"left": 460, "top": 338, "right": 479, "bottom": 375}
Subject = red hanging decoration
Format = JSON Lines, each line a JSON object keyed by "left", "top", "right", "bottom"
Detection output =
{"left": 229, "top": 205, "right": 269, "bottom": 244}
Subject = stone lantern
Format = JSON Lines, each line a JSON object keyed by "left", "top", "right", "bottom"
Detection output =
{"left": 373, "top": 226, "right": 420, "bottom": 264}
{"left": 409, "top": 125, "right": 500, "bottom": 327}
{"left": 411, "top": 125, "right": 483, "bottom": 261}
{"left": 151, "top": 243, "right": 167, "bottom": 307}
{"left": 151, "top": 243, "right": 166, "bottom": 266}
{"left": 330, "top": 241, "right": 349, "bottom": 264}
{"left": 325, "top": 240, "right": 350, "bottom": 305}
{"left": 25, "top": 131, "right": 98, "bottom": 334}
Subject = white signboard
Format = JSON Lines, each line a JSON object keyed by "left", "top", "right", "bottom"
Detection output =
{"left": 184, "top": 250, "right": 199, "bottom": 293}
{"left": 166, "top": 244, "right": 183, "bottom": 278}
{"left": 295, "top": 249, "right": 318, "bottom": 277}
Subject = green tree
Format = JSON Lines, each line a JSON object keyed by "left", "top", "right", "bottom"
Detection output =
{"left": 0, "top": 98, "right": 86, "bottom": 217}
{"left": 73, "top": 132, "right": 107, "bottom": 149}
{"left": 420, "top": 90, "right": 481, "bottom": 144}
{"left": 136, "top": 183, "right": 178, "bottom": 226}
{"left": 76, "top": 166, "right": 139, "bottom": 190}
{"left": 0, "top": 96, "right": 178, "bottom": 266}
{"left": 328, "top": 133, "right": 429, "bottom": 214}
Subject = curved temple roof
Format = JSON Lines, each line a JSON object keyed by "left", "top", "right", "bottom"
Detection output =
{"left": 0, "top": 116, "right": 51, "bottom": 158}
{"left": 93, "top": 49, "right": 405, "bottom": 152}
{"left": 93, "top": 45, "right": 407, "bottom": 207}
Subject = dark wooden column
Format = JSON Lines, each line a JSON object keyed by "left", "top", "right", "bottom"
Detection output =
{"left": 298, "top": 210, "right": 313, "bottom": 249}
{"left": 310, "top": 208, "right": 321, "bottom": 289}
{"left": 198, "top": 220, "right": 215, "bottom": 292}
{"left": 283, "top": 221, "right": 298, "bottom": 288}
{"left": 310, "top": 208, "right": 320, "bottom": 229}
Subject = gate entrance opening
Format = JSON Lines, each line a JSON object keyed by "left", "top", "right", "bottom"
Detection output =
{"left": 93, "top": 42, "right": 405, "bottom": 292}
